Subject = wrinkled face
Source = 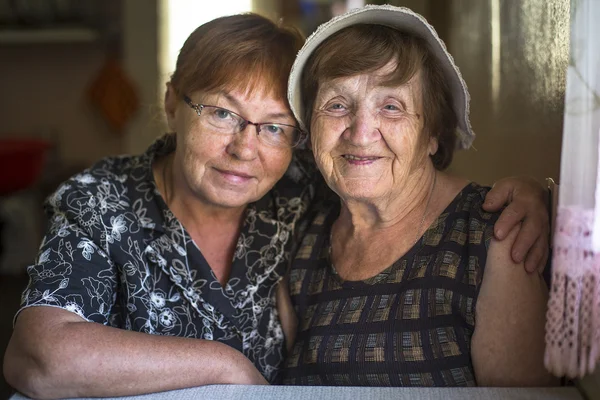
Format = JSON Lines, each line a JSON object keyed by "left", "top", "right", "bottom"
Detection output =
{"left": 310, "top": 62, "right": 437, "bottom": 203}
{"left": 165, "top": 84, "right": 294, "bottom": 209}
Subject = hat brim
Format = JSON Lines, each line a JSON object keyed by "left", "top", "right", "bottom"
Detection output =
{"left": 287, "top": 4, "right": 475, "bottom": 150}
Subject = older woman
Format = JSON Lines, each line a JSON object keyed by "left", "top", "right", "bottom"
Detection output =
{"left": 282, "top": 6, "right": 556, "bottom": 387}
{"left": 4, "top": 11, "right": 548, "bottom": 400}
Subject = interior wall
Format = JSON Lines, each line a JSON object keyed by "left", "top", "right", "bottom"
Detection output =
{"left": 123, "top": 0, "right": 164, "bottom": 155}
{"left": 0, "top": 43, "right": 124, "bottom": 167}
{"left": 433, "top": 0, "right": 569, "bottom": 185}
{"left": 0, "top": 0, "right": 164, "bottom": 170}
{"left": 252, "top": 0, "right": 281, "bottom": 19}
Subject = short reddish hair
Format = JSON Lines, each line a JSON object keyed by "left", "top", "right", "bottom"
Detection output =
{"left": 170, "top": 13, "right": 304, "bottom": 103}
{"left": 301, "top": 24, "right": 457, "bottom": 170}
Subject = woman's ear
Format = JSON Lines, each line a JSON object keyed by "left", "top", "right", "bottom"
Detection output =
{"left": 428, "top": 136, "right": 439, "bottom": 156}
{"left": 164, "top": 83, "right": 178, "bottom": 132}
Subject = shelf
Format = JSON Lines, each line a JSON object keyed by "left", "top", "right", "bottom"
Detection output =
{"left": 0, "top": 27, "right": 100, "bottom": 44}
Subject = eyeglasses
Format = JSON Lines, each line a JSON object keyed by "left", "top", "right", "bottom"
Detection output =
{"left": 183, "top": 95, "right": 306, "bottom": 149}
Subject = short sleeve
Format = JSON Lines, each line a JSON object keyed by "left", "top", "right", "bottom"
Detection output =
{"left": 17, "top": 181, "right": 118, "bottom": 325}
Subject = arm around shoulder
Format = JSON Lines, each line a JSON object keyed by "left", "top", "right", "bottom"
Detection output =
{"left": 471, "top": 225, "right": 559, "bottom": 387}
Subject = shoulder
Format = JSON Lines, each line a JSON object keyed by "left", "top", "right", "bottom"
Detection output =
{"left": 47, "top": 136, "right": 173, "bottom": 212}
{"left": 43, "top": 152, "right": 156, "bottom": 232}
{"left": 454, "top": 183, "right": 500, "bottom": 243}
{"left": 453, "top": 182, "right": 495, "bottom": 216}
{"left": 432, "top": 182, "right": 500, "bottom": 248}
{"left": 47, "top": 154, "right": 142, "bottom": 205}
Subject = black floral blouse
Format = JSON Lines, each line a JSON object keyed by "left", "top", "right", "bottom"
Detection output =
{"left": 17, "top": 136, "right": 315, "bottom": 383}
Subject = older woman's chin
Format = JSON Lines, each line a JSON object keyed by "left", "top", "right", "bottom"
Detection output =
{"left": 332, "top": 181, "right": 389, "bottom": 202}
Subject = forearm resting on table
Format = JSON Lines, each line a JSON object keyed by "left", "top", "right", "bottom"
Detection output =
{"left": 471, "top": 226, "right": 559, "bottom": 387}
{"left": 3, "top": 306, "right": 262, "bottom": 400}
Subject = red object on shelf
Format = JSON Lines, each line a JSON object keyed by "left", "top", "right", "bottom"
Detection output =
{"left": 0, "top": 138, "right": 51, "bottom": 196}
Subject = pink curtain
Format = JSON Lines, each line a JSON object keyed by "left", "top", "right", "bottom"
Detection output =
{"left": 545, "top": 0, "right": 600, "bottom": 379}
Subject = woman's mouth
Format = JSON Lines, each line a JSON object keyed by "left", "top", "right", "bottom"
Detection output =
{"left": 214, "top": 168, "right": 255, "bottom": 184}
{"left": 342, "top": 154, "right": 381, "bottom": 165}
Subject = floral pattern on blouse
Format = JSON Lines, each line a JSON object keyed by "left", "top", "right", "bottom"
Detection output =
{"left": 17, "top": 135, "right": 315, "bottom": 383}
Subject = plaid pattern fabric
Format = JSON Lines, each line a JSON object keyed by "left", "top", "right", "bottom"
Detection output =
{"left": 282, "top": 183, "right": 499, "bottom": 387}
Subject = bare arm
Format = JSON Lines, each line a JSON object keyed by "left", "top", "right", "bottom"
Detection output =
{"left": 471, "top": 226, "right": 558, "bottom": 387}
{"left": 3, "top": 306, "right": 267, "bottom": 400}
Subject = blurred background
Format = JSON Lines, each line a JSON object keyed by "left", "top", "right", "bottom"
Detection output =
{"left": 0, "top": 0, "right": 572, "bottom": 397}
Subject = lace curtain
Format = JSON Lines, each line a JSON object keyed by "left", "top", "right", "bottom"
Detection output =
{"left": 545, "top": 0, "right": 600, "bottom": 379}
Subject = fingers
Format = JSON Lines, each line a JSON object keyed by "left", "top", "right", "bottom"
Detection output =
{"left": 508, "top": 213, "right": 539, "bottom": 263}
{"left": 483, "top": 181, "right": 512, "bottom": 212}
{"left": 523, "top": 236, "right": 549, "bottom": 274}
{"left": 494, "top": 203, "right": 527, "bottom": 240}
{"left": 486, "top": 176, "right": 551, "bottom": 273}
{"left": 510, "top": 211, "right": 550, "bottom": 273}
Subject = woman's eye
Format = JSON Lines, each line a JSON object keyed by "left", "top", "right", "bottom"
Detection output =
{"left": 264, "top": 124, "right": 283, "bottom": 135}
{"left": 214, "top": 108, "right": 232, "bottom": 119}
{"left": 327, "top": 103, "right": 346, "bottom": 111}
{"left": 383, "top": 104, "right": 400, "bottom": 111}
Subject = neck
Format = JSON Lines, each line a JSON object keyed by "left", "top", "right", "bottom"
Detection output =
{"left": 336, "top": 164, "right": 437, "bottom": 239}
{"left": 329, "top": 165, "right": 438, "bottom": 282}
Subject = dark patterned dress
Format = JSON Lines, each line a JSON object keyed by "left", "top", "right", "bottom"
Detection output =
{"left": 17, "top": 135, "right": 314, "bottom": 383}
{"left": 282, "top": 183, "right": 500, "bottom": 386}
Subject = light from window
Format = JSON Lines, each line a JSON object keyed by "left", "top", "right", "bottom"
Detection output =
{"left": 165, "top": 0, "right": 253, "bottom": 75}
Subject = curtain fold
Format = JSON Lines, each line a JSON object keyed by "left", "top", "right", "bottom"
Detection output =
{"left": 545, "top": 0, "right": 600, "bottom": 379}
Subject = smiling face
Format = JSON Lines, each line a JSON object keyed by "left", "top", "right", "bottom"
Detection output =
{"left": 310, "top": 62, "right": 438, "bottom": 203}
{"left": 164, "top": 84, "right": 294, "bottom": 210}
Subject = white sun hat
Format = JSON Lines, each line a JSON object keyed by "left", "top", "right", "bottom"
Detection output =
{"left": 287, "top": 4, "right": 475, "bottom": 149}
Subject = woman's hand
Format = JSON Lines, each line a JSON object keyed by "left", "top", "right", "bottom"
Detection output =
{"left": 482, "top": 176, "right": 550, "bottom": 274}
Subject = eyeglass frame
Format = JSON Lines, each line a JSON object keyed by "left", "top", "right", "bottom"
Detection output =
{"left": 182, "top": 95, "right": 307, "bottom": 149}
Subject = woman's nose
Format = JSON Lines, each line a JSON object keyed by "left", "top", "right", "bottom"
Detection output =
{"left": 343, "top": 108, "right": 381, "bottom": 146}
{"left": 226, "top": 125, "right": 259, "bottom": 161}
